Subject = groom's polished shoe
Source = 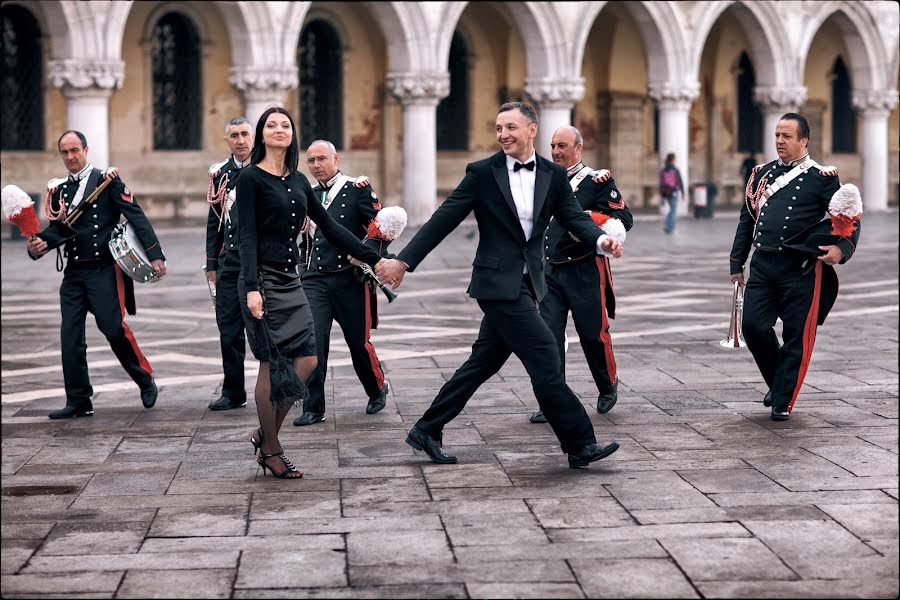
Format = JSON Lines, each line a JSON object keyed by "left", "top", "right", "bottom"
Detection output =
{"left": 406, "top": 427, "right": 457, "bottom": 464}
{"left": 568, "top": 441, "right": 620, "bottom": 469}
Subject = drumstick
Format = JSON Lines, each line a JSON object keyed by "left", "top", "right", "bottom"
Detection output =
{"left": 64, "top": 176, "right": 114, "bottom": 227}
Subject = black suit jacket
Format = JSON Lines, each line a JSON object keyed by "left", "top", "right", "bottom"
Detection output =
{"left": 398, "top": 151, "right": 607, "bottom": 302}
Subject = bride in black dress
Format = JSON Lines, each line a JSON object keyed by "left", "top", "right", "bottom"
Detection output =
{"left": 237, "top": 107, "right": 384, "bottom": 479}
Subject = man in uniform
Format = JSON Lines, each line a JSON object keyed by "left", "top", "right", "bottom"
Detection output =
{"left": 730, "top": 113, "right": 860, "bottom": 421}
{"left": 530, "top": 126, "right": 633, "bottom": 424}
{"left": 293, "top": 140, "right": 390, "bottom": 426}
{"left": 27, "top": 130, "right": 166, "bottom": 419}
{"left": 205, "top": 117, "right": 253, "bottom": 411}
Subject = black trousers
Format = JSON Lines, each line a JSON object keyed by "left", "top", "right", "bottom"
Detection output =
{"left": 539, "top": 258, "right": 616, "bottom": 394}
{"left": 215, "top": 252, "right": 246, "bottom": 400}
{"left": 743, "top": 251, "right": 824, "bottom": 412}
{"left": 415, "top": 276, "right": 597, "bottom": 454}
{"left": 60, "top": 262, "right": 153, "bottom": 404}
{"left": 303, "top": 269, "right": 384, "bottom": 413}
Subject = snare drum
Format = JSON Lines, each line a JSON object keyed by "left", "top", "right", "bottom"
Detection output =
{"left": 109, "top": 222, "right": 160, "bottom": 283}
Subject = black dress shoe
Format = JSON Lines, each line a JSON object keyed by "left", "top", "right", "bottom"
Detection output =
{"left": 529, "top": 410, "right": 548, "bottom": 423}
{"left": 208, "top": 395, "right": 247, "bottom": 411}
{"left": 140, "top": 379, "right": 158, "bottom": 409}
{"left": 596, "top": 381, "right": 619, "bottom": 414}
{"left": 48, "top": 402, "right": 94, "bottom": 420}
{"left": 406, "top": 427, "right": 457, "bottom": 464}
{"left": 770, "top": 409, "right": 790, "bottom": 421}
{"left": 568, "top": 441, "right": 620, "bottom": 468}
{"left": 293, "top": 411, "right": 325, "bottom": 426}
{"left": 763, "top": 390, "right": 773, "bottom": 407}
{"left": 366, "top": 381, "right": 390, "bottom": 415}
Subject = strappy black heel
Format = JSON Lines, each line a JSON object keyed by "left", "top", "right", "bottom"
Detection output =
{"left": 257, "top": 451, "right": 303, "bottom": 479}
{"left": 250, "top": 427, "right": 262, "bottom": 455}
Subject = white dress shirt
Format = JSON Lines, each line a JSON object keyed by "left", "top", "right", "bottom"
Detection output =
{"left": 68, "top": 162, "right": 94, "bottom": 210}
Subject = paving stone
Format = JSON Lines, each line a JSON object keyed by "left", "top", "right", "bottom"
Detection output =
{"left": 147, "top": 505, "right": 248, "bottom": 537}
{"left": 569, "top": 558, "right": 699, "bottom": 598}
{"left": 526, "top": 496, "right": 635, "bottom": 528}
{"left": 0, "top": 572, "right": 123, "bottom": 595}
{"left": 23, "top": 551, "right": 239, "bottom": 573}
{"left": 661, "top": 537, "right": 797, "bottom": 581}
{"left": 232, "top": 584, "right": 468, "bottom": 598}
{"left": 676, "top": 468, "right": 785, "bottom": 494}
{"left": 697, "top": 578, "right": 900, "bottom": 598}
{"left": 347, "top": 529, "right": 454, "bottom": 566}
{"left": 140, "top": 534, "right": 344, "bottom": 554}
{"left": 235, "top": 549, "right": 347, "bottom": 589}
{"left": 38, "top": 522, "right": 147, "bottom": 555}
{"left": 467, "top": 582, "right": 586, "bottom": 598}
{"left": 116, "top": 568, "right": 234, "bottom": 598}
{"left": 816, "top": 502, "right": 899, "bottom": 540}
{"left": 0, "top": 523, "right": 55, "bottom": 540}
{"left": 349, "top": 560, "right": 575, "bottom": 586}
{"left": 454, "top": 540, "right": 667, "bottom": 563}
{"left": 248, "top": 514, "right": 444, "bottom": 536}
{"left": 442, "top": 512, "right": 548, "bottom": 547}
{"left": 549, "top": 522, "right": 750, "bottom": 543}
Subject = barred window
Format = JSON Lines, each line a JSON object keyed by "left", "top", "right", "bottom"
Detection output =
{"left": 736, "top": 53, "right": 762, "bottom": 153}
{"left": 298, "top": 20, "right": 342, "bottom": 150}
{"left": 831, "top": 56, "right": 855, "bottom": 153}
{"left": 152, "top": 13, "right": 201, "bottom": 150}
{"left": 1, "top": 5, "right": 44, "bottom": 150}
{"left": 437, "top": 31, "right": 470, "bottom": 150}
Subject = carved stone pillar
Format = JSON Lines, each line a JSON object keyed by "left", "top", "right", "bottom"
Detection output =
{"left": 649, "top": 82, "right": 699, "bottom": 210}
{"left": 48, "top": 59, "right": 125, "bottom": 167}
{"left": 230, "top": 66, "right": 298, "bottom": 129}
{"left": 386, "top": 72, "right": 449, "bottom": 226}
{"left": 753, "top": 86, "right": 807, "bottom": 161}
{"left": 605, "top": 91, "right": 645, "bottom": 209}
{"left": 852, "top": 89, "right": 898, "bottom": 211}
{"left": 524, "top": 77, "right": 585, "bottom": 157}
{"left": 800, "top": 99, "right": 827, "bottom": 161}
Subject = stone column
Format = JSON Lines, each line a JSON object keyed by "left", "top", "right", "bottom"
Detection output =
{"left": 230, "top": 66, "right": 298, "bottom": 130}
{"left": 753, "top": 86, "right": 807, "bottom": 161}
{"left": 524, "top": 77, "right": 585, "bottom": 157}
{"left": 649, "top": 82, "right": 699, "bottom": 213}
{"left": 386, "top": 72, "right": 449, "bottom": 227}
{"left": 48, "top": 59, "right": 124, "bottom": 168}
{"left": 852, "top": 89, "right": 899, "bottom": 212}
{"left": 606, "top": 91, "right": 645, "bottom": 209}
{"left": 801, "top": 99, "right": 827, "bottom": 161}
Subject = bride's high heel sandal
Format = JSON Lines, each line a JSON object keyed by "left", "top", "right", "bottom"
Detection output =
{"left": 257, "top": 451, "right": 303, "bottom": 479}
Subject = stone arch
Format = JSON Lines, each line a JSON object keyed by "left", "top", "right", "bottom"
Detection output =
{"left": 571, "top": 1, "right": 686, "bottom": 86}
{"left": 690, "top": 1, "right": 785, "bottom": 88}
{"left": 434, "top": 1, "right": 565, "bottom": 80}
{"left": 798, "top": 2, "right": 886, "bottom": 91}
{"left": 4, "top": 0, "right": 73, "bottom": 59}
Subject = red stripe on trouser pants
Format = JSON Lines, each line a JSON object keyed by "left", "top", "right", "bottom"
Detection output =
{"left": 363, "top": 285, "right": 385, "bottom": 389}
{"left": 115, "top": 266, "right": 153, "bottom": 376}
{"left": 788, "top": 261, "right": 822, "bottom": 412}
{"left": 595, "top": 256, "right": 617, "bottom": 383}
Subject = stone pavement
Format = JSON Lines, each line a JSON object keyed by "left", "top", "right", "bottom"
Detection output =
{"left": 1, "top": 211, "right": 897, "bottom": 599}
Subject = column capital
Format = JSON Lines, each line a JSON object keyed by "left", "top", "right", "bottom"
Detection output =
{"left": 229, "top": 65, "right": 298, "bottom": 103}
{"left": 524, "top": 77, "right": 584, "bottom": 109}
{"left": 752, "top": 85, "right": 807, "bottom": 111}
{"left": 386, "top": 72, "right": 449, "bottom": 107}
{"left": 48, "top": 59, "right": 124, "bottom": 96}
{"left": 648, "top": 82, "right": 700, "bottom": 111}
{"left": 852, "top": 89, "right": 898, "bottom": 116}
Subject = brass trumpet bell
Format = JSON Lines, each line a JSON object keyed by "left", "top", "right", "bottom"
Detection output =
{"left": 720, "top": 280, "right": 747, "bottom": 349}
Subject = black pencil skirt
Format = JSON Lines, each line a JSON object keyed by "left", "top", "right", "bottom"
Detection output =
{"left": 238, "top": 266, "right": 317, "bottom": 361}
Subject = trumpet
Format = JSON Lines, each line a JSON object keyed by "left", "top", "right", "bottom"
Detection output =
{"left": 720, "top": 280, "right": 747, "bottom": 348}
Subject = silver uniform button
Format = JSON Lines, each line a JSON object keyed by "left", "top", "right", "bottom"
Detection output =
{"left": 755, "top": 243, "right": 760, "bottom": 248}
{"left": 788, "top": 206, "right": 792, "bottom": 210}
{"left": 795, "top": 186, "right": 800, "bottom": 190}
{"left": 341, "top": 204, "right": 345, "bottom": 207}
{"left": 792, "top": 196, "right": 796, "bottom": 200}
{"left": 785, "top": 216, "right": 790, "bottom": 220}
{"left": 287, "top": 189, "right": 291, "bottom": 192}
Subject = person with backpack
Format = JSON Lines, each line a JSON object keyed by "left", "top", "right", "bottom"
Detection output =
{"left": 659, "top": 152, "right": 684, "bottom": 234}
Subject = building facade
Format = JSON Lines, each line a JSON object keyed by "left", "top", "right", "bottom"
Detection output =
{"left": 1, "top": 1, "right": 898, "bottom": 224}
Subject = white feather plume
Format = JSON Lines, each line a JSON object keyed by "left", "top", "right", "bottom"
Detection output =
{"left": 601, "top": 216, "right": 626, "bottom": 244}
{"left": 373, "top": 206, "right": 408, "bottom": 241}
{"left": 1, "top": 184, "right": 33, "bottom": 219}
{"left": 828, "top": 183, "right": 863, "bottom": 219}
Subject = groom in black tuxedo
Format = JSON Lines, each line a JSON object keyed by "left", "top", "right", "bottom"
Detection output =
{"left": 376, "top": 102, "right": 622, "bottom": 469}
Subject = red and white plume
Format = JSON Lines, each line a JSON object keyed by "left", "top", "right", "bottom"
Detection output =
{"left": 2, "top": 184, "right": 41, "bottom": 237}
{"left": 367, "top": 206, "right": 408, "bottom": 241}
{"left": 590, "top": 211, "right": 626, "bottom": 244}
{"left": 827, "top": 183, "right": 862, "bottom": 237}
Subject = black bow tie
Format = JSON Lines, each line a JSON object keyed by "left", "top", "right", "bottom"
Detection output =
{"left": 513, "top": 161, "right": 535, "bottom": 173}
